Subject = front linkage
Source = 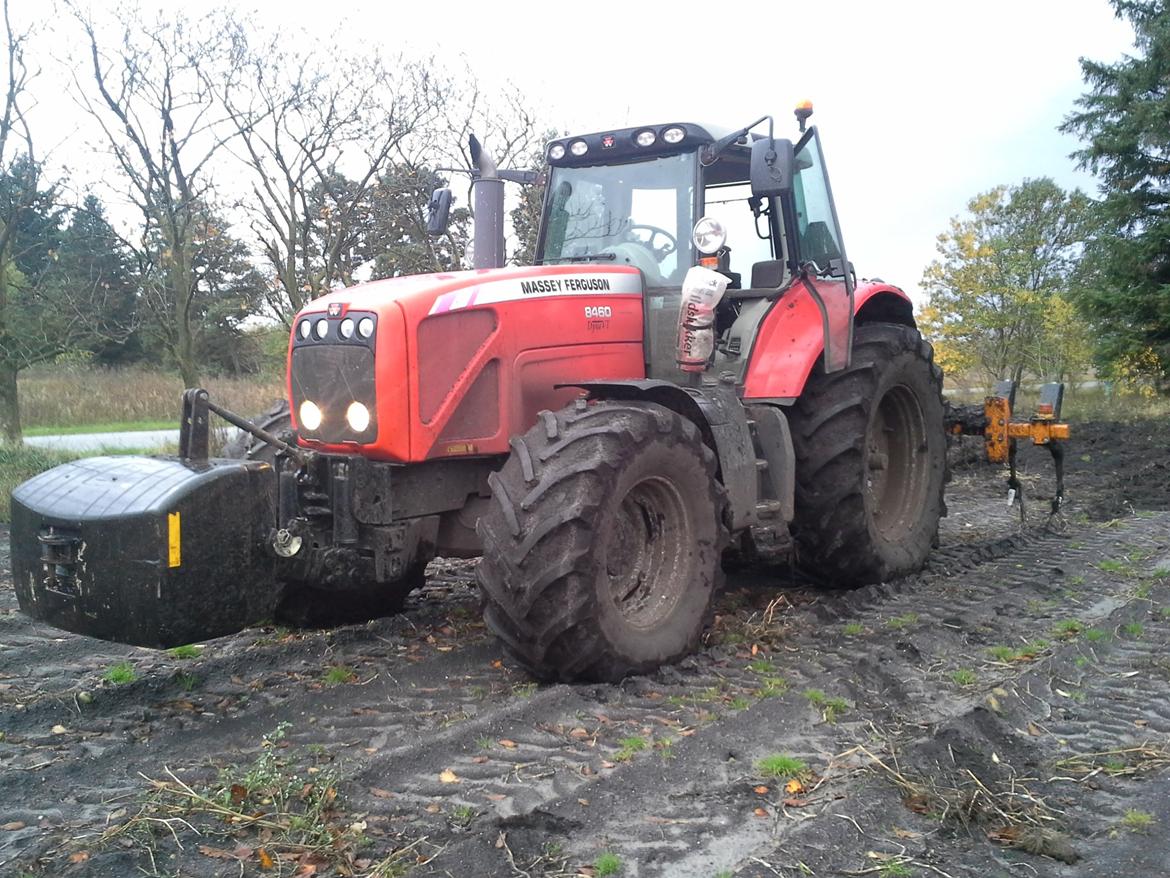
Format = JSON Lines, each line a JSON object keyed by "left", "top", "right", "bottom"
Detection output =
{"left": 945, "top": 380, "right": 1070, "bottom": 523}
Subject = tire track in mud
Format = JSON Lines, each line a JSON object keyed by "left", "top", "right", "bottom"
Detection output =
{"left": 1, "top": 503, "right": 1165, "bottom": 876}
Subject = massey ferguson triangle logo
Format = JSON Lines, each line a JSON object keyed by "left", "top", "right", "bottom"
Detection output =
{"left": 327, "top": 302, "right": 343, "bottom": 317}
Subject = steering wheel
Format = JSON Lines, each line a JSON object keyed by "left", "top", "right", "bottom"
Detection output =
{"left": 626, "top": 224, "right": 677, "bottom": 262}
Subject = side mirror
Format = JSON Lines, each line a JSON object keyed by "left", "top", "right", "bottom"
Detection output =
{"left": 426, "top": 187, "right": 453, "bottom": 236}
{"left": 750, "top": 138, "right": 795, "bottom": 197}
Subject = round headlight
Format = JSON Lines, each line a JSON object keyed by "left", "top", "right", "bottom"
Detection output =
{"left": 548, "top": 143, "right": 566, "bottom": 161}
{"left": 339, "top": 317, "right": 354, "bottom": 339}
{"left": 662, "top": 126, "right": 685, "bottom": 144}
{"left": 634, "top": 129, "right": 656, "bottom": 147}
{"left": 314, "top": 318, "right": 329, "bottom": 339}
{"left": 569, "top": 140, "right": 588, "bottom": 157}
{"left": 298, "top": 320, "right": 311, "bottom": 339}
{"left": 692, "top": 216, "right": 727, "bottom": 254}
{"left": 299, "top": 400, "right": 322, "bottom": 431}
{"left": 357, "top": 316, "right": 374, "bottom": 339}
{"left": 346, "top": 401, "right": 371, "bottom": 433}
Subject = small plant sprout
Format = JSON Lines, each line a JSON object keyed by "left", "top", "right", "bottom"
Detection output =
{"left": 886, "top": 612, "right": 919, "bottom": 629}
{"left": 843, "top": 622, "right": 864, "bottom": 636}
{"left": 950, "top": 668, "right": 977, "bottom": 686}
{"left": 987, "top": 645, "right": 1017, "bottom": 663}
{"left": 747, "top": 659, "right": 775, "bottom": 674}
{"left": 167, "top": 644, "right": 201, "bottom": 659}
{"left": 1054, "top": 619, "right": 1083, "bottom": 638}
{"left": 450, "top": 804, "right": 476, "bottom": 827}
{"left": 1084, "top": 628, "right": 1107, "bottom": 642}
{"left": 756, "top": 754, "right": 808, "bottom": 779}
{"left": 1122, "top": 809, "right": 1155, "bottom": 832}
{"left": 757, "top": 676, "right": 788, "bottom": 698}
{"left": 879, "top": 862, "right": 913, "bottom": 878}
{"left": 594, "top": 851, "right": 622, "bottom": 876}
{"left": 104, "top": 662, "right": 136, "bottom": 685}
{"left": 322, "top": 665, "right": 356, "bottom": 686}
{"left": 614, "top": 736, "right": 647, "bottom": 761}
{"left": 1122, "top": 622, "right": 1144, "bottom": 638}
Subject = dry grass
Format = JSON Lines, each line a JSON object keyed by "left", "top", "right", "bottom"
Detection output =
{"left": 18, "top": 365, "right": 285, "bottom": 430}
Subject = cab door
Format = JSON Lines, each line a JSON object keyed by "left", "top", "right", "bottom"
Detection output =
{"left": 791, "top": 127, "right": 854, "bottom": 372}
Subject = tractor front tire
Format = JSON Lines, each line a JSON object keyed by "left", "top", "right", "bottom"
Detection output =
{"left": 789, "top": 322, "right": 946, "bottom": 585}
{"left": 477, "top": 401, "right": 727, "bottom": 682}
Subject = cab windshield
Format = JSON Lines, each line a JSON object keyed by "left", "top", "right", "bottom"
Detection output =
{"left": 539, "top": 152, "right": 695, "bottom": 286}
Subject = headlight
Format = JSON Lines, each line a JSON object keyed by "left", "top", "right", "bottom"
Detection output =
{"left": 634, "top": 129, "right": 656, "bottom": 147}
{"left": 314, "top": 318, "right": 329, "bottom": 340}
{"left": 569, "top": 140, "right": 588, "bottom": 157}
{"left": 299, "top": 400, "right": 323, "bottom": 431}
{"left": 357, "top": 317, "right": 374, "bottom": 339}
{"left": 548, "top": 143, "right": 566, "bottom": 161}
{"left": 339, "top": 317, "right": 354, "bottom": 339}
{"left": 692, "top": 216, "right": 727, "bottom": 254}
{"left": 662, "top": 126, "right": 685, "bottom": 144}
{"left": 298, "top": 319, "right": 311, "bottom": 339}
{"left": 346, "top": 402, "right": 370, "bottom": 433}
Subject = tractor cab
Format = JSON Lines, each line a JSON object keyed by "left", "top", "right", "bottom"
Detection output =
{"left": 536, "top": 110, "right": 855, "bottom": 379}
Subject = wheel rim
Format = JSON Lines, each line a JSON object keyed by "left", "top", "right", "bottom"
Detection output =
{"left": 603, "top": 476, "right": 692, "bottom": 629}
{"left": 867, "top": 384, "right": 930, "bottom": 541}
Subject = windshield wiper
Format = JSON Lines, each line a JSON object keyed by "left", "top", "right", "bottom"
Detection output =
{"left": 540, "top": 253, "right": 618, "bottom": 264}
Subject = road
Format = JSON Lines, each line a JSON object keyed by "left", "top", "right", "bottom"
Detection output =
{"left": 23, "top": 429, "right": 180, "bottom": 452}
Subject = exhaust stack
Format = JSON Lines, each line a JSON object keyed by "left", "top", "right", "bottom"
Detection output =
{"left": 469, "top": 133, "right": 505, "bottom": 270}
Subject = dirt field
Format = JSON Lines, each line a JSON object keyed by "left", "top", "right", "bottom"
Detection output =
{"left": 2, "top": 421, "right": 1168, "bottom": 878}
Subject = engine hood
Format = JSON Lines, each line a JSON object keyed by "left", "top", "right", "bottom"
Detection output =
{"left": 299, "top": 264, "right": 644, "bottom": 321}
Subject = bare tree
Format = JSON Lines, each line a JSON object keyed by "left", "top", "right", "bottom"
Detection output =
{"left": 70, "top": 2, "right": 243, "bottom": 386}
{"left": 219, "top": 28, "right": 442, "bottom": 319}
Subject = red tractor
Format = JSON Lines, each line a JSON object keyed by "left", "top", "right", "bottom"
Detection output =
{"left": 10, "top": 106, "right": 1063, "bottom": 681}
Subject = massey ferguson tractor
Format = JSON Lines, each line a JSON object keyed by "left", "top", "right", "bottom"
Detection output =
{"left": 9, "top": 105, "right": 1069, "bottom": 681}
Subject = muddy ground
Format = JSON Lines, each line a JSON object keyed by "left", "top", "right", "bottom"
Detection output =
{"left": 1, "top": 421, "right": 1169, "bottom": 878}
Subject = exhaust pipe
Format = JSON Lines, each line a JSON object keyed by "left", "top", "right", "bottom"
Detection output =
{"left": 469, "top": 133, "right": 505, "bottom": 270}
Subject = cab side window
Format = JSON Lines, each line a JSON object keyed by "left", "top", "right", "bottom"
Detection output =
{"left": 793, "top": 133, "right": 844, "bottom": 274}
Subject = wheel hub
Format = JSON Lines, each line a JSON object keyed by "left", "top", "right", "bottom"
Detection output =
{"left": 604, "top": 476, "right": 691, "bottom": 629}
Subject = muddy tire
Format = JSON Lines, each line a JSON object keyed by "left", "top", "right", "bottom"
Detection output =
{"left": 477, "top": 401, "right": 727, "bottom": 682}
{"left": 789, "top": 322, "right": 946, "bottom": 585}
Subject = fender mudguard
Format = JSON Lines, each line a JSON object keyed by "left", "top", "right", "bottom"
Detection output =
{"left": 741, "top": 280, "right": 914, "bottom": 401}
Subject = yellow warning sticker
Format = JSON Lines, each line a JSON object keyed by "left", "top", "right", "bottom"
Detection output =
{"left": 167, "top": 512, "right": 181, "bottom": 568}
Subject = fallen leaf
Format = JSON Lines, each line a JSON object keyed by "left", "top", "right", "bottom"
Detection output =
{"left": 69, "top": 851, "right": 90, "bottom": 863}
{"left": 233, "top": 846, "right": 254, "bottom": 859}
{"left": 198, "top": 845, "right": 239, "bottom": 859}
{"left": 258, "top": 848, "right": 275, "bottom": 869}
{"left": 753, "top": 785, "right": 769, "bottom": 795}
{"left": 439, "top": 769, "right": 460, "bottom": 784}
{"left": 784, "top": 778, "right": 804, "bottom": 794}
{"left": 348, "top": 820, "right": 367, "bottom": 833}
{"left": 369, "top": 787, "right": 394, "bottom": 799}
{"left": 51, "top": 725, "right": 67, "bottom": 735}
{"left": 495, "top": 831, "right": 507, "bottom": 849}
{"left": 490, "top": 659, "right": 503, "bottom": 669}
{"left": 1135, "top": 719, "right": 1149, "bottom": 727}
{"left": 903, "top": 793, "right": 930, "bottom": 813}
{"left": 230, "top": 783, "right": 248, "bottom": 805}
{"left": 498, "top": 739, "right": 517, "bottom": 749}
{"left": 472, "top": 755, "right": 489, "bottom": 764}
{"left": 751, "top": 644, "right": 759, "bottom": 656}
{"left": 568, "top": 727, "right": 590, "bottom": 739}
{"left": 485, "top": 793, "right": 506, "bottom": 801}
{"left": 424, "top": 803, "right": 441, "bottom": 813}
{"left": 578, "top": 798, "right": 589, "bottom": 806}
{"left": 782, "top": 798, "right": 809, "bottom": 807}
{"left": 1, "top": 821, "right": 26, "bottom": 831}
{"left": 1026, "top": 722, "right": 1044, "bottom": 737}
{"left": 753, "top": 807, "right": 769, "bottom": 818}
{"left": 893, "top": 828, "right": 922, "bottom": 840}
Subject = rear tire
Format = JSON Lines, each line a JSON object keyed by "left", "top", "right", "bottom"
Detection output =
{"left": 788, "top": 322, "right": 946, "bottom": 585}
{"left": 477, "top": 401, "right": 727, "bottom": 682}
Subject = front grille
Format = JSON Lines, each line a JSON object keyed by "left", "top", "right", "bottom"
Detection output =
{"left": 290, "top": 345, "right": 377, "bottom": 443}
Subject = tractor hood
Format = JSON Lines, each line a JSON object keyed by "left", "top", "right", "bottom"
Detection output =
{"left": 287, "top": 265, "right": 646, "bottom": 461}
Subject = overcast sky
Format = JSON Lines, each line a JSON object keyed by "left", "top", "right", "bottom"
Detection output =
{"left": 31, "top": 0, "right": 1136, "bottom": 303}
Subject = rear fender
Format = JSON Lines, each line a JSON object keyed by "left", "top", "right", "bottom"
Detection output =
{"left": 741, "top": 281, "right": 914, "bottom": 401}
{"left": 563, "top": 379, "right": 759, "bottom": 531}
